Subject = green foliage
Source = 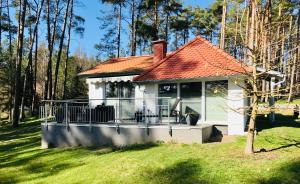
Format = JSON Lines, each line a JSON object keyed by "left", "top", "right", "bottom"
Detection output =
{"left": 0, "top": 48, "right": 15, "bottom": 113}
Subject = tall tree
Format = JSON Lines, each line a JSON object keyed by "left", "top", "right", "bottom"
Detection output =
{"left": 44, "top": 0, "right": 61, "bottom": 100}
{"left": 20, "top": 0, "right": 45, "bottom": 119}
{"left": 63, "top": 0, "right": 74, "bottom": 99}
{"left": 12, "top": 0, "right": 27, "bottom": 127}
{"left": 52, "top": 0, "right": 71, "bottom": 100}
{"left": 219, "top": 0, "right": 227, "bottom": 49}
{"left": 245, "top": 0, "right": 257, "bottom": 154}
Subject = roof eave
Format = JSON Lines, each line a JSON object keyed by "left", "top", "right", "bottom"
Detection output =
{"left": 78, "top": 71, "right": 144, "bottom": 78}
{"left": 134, "top": 73, "right": 248, "bottom": 83}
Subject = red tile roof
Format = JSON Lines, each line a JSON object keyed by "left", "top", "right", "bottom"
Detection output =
{"left": 79, "top": 56, "right": 154, "bottom": 77}
{"left": 134, "top": 36, "right": 251, "bottom": 82}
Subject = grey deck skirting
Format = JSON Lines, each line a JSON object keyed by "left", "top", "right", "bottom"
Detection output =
{"left": 41, "top": 123, "right": 213, "bottom": 148}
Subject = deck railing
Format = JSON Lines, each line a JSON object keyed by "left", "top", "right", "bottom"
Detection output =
{"left": 40, "top": 98, "right": 173, "bottom": 126}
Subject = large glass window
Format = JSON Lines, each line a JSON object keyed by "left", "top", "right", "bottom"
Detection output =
{"left": 119, "top": 82, "right": 135, "bottom": 98}
{"left": 205, "top": 80, "right": 228, "bottom": 122}
{"left": 105, "top": 82, "right": 135, "bottom": 120}
{"left": 105, "top": 82, "right": 135, "bottom": 98}
{"left": 180, "top": 82, "right": 202, "bottom": 115}
{"left": 158, "top": 83, "right": 177, "bottom": 107}
{"left": 105, "top": 83, "right": 118, "bottom": 98}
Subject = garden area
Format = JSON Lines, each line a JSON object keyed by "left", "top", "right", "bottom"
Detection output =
{"left": 0, "top": 115, "right": 299, "bottom": 184}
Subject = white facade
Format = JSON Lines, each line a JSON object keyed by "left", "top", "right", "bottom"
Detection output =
{"left": 86, "top": 76, "right": 247, "bottom": 135}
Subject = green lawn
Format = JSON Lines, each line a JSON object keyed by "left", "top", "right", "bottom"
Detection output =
{"left": 0, "top": 117, "right": 300, "bottom": 184}
{"left": 258, "top": 98, "right": 300, "bottom": 105}
{"left": 275, "top": 98, "right": 300, "bottom": 104}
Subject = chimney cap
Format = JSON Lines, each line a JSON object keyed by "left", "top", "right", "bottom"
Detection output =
{"left": 152, "top": 39, "right": 167, "bottom": 44}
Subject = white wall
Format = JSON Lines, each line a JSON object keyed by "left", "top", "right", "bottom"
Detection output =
{"left": 86, "top": 78, "right": 105, "bottom": 108}
{"left": 86, "top": 77, "right": 247, "bottom": 135}
{"left": 227, "top": 80, "right": 246, "bottom": 135}
{"left": 144, "top": 83, "right": 159, "bottom": 123}
{"left": 134, "top": 85, "right": 145, "bottom": 111}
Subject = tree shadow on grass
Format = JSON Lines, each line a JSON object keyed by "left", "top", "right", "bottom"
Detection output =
{"left": 256, "top": 114, "right": 300, "bottom": 132}
{"left": 257, "top": 160, "right": 300, "bottom": 184}
{"left": 0, "top": 119, "right": 41, "bottom": 142}
{"left": 0, "top": 119, "right": 86, "bottom": 183}
{"left": 87, "top": 142, "right": 159, "bottom": 153}
{"left": 255, "top": 137, "right": 300, "bottom": 153}
{"left": 144, "top": 159, "right": 210, "bottom": 184}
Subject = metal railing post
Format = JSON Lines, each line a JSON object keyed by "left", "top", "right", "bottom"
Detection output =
{"left": 65, "top": 102, "right": 69, "bottom": 129}
{"left": 45, "top": 103, "right": 48, "bottom": 128}
{"left": 89, "top": 103, "right": 92, "bottom": 132}
{"left": 168, "top": 98, "right": 170, "bottom": 126}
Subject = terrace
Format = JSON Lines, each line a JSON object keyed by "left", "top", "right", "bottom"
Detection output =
{"left": 40, "top": 98, "right": 213, "bottom": 148}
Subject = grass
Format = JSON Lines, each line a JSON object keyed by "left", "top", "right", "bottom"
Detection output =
{"left": 275, "top": 98, "right": 300, "bottom": 104}
{"left": 0, "top": 117, "right": 300, "bottom": 184}
{"left": 257, "top": 97, "right": 300, "bottom": 105}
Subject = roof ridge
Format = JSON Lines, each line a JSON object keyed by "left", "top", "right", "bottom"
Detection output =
{"left": 111, "top": 55, "right": 152, "bottom": 60}
{"left": 134, "top": 36, "right": 202, "bottom": 81}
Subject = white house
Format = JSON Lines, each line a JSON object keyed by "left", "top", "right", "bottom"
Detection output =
{"left": 79, "top": 36, "right": 252, "bottom": 135}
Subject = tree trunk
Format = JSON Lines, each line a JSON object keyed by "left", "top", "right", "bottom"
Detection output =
{"left": 296, "top": 1, "right": 300, "bottom": 95}
{"left": 245, "top": 0, "right": 257, "bottom": 155}
{"left": 20, "top": 0, "right": 44, "bottom": 119}
{"left": 117, "top": 3, "right": 122, "bottom": 58}
{"left": 52, "top": 0, "right": 71, "bottom": 101}
{"left": 243, "top": 6, "right": 249, "bottom": 63}
{"left": 63, "top": 0, "right": 74, "bottom": 99}
{"left": 32, "top": 28, "right": 38, "bottom": 114}
{"left": 233, "top": 1, "right": 239, "bottom": 58}
{"left": 7, "top": 0, "right": 13, "bottom": 121}
{"left": 130, "top": 0, "right": 136, "bottom": 56}
{"left": 12, "top": 0, "right": 27, "bottom": 127}
{"left": 0, "top": 0, "right": 2, "bottom": 50}
{"left": 44, "top": 0, "right": 60, "bottom": 100}
{"left": 220, "top": 0, "right": 227, "bottom": 50}
{"left": 153, "top": 0, "right": 158, "bottom": 40}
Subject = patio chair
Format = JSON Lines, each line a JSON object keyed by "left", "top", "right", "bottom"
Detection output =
{"left": 170, "top": 98, "right": 181, "bottom": 123}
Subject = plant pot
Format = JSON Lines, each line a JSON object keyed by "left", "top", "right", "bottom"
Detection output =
{"left": 186, "top": 114, "right": 199, "bottom": 126}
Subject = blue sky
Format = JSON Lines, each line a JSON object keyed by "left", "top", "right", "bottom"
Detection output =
{"left": 71, "top": 0, "right": 214, "bottom": 57}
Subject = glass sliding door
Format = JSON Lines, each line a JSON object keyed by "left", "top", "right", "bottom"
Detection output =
{"left": 119, "top": 82, "right": 135, "bottom": 120}
{"left": 105, "top": 82, "right": 135, "bottom": 120}
{"left": 205, "top": 80, "right": 228, "bottom": 122}
{"left": 158, "top": 83, "right": 177, "bottom": 117}
{"left": 180, "top": 82, "right": 202, "bottom": 121}
{"left": 158, "top": 83, "right": 177, "bottom": 106}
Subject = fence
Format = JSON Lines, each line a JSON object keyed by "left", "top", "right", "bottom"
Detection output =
{"left": 40, "top": 98, "right": 173, "bottom": 126}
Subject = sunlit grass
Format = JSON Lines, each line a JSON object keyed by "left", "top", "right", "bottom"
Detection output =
{"left": 0, "top": 116, "right": 300, "bottom": 184}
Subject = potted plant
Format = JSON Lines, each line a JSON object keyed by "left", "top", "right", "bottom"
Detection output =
{"left": 184, "top": 106, "right": 199, "bottom": 126}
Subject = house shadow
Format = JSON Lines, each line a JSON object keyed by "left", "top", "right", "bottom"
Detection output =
{"left": 143, "top": 159, "right": 210, "bottom": 184}
{"left": 257, "top": 159, "right": 300, "bottom": 184}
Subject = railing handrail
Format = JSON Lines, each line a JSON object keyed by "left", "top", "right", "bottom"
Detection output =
{"left": 41, "top": 97, "right": 172, "bottom": 103}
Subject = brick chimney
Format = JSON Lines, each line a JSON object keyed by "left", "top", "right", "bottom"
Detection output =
{"left": 152, "top": 40, "right": 167, "bottom": 63}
